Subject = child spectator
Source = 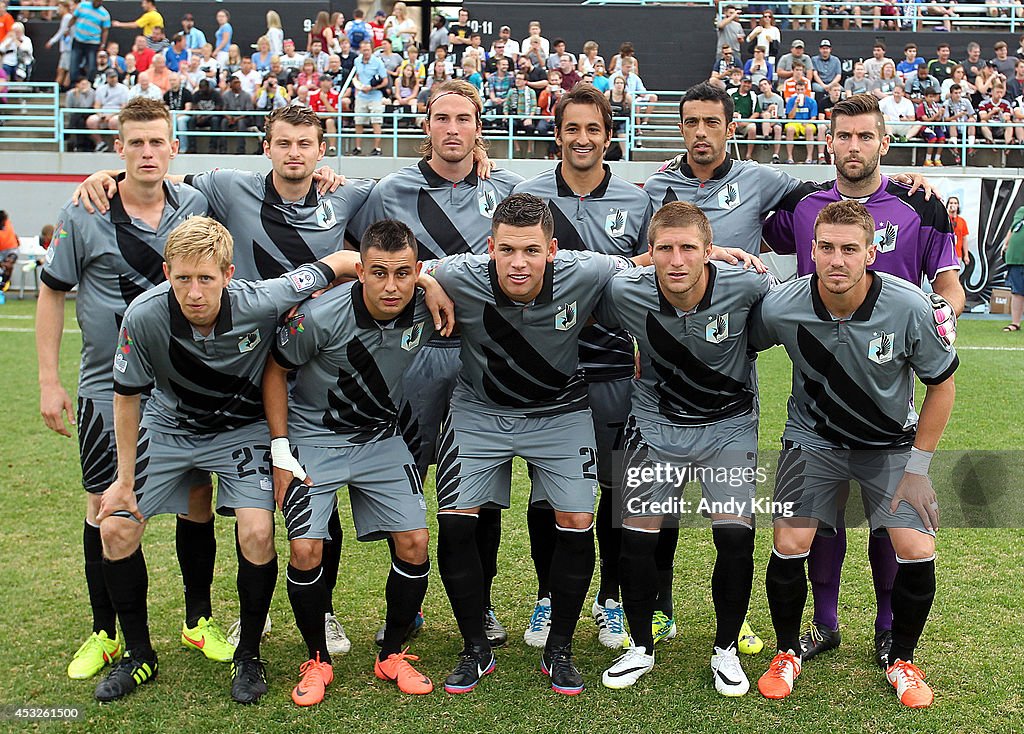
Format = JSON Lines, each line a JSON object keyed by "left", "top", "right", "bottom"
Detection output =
{"left": 916, "top": 87, "right": 947, "bottom": 166}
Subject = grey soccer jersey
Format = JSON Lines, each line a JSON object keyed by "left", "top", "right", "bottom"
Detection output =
{"left": 184, "top": 169, "right": 374, "bottom": 280}
{"left": 271, "top": 281, "right": 437, "bottom": 447}
{"left": 514, "top": 163, "right": 654, "bottom": 382}
{"left": 350, "top": 159, "right": 524, "bottom": 260}
{"left": 749, "top": 272, "right": 959, "bottom": 450}
{"left": 643, "top": 155, "right": 802, "bottom": 254}
{"left": 595, "top": 262, "right": 774, "bottom": 426}
{"left": 40, "top": 179, "right": 210, "bottom": 399}
{"left": 424, "top": 251, "right": 631, "bottom": 417}
{"left": 113, "top": 262, "right": 335, "bottom": 435}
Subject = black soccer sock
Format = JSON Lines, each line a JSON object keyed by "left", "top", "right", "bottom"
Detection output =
{"left": 175, "top": 516, "right": 215, "bottom": 627}
{"left": 286, "top": 563, "right": 331, "bottom": 664}
{"left": 765, "top": 548, "right": 809, "bottom": 655}
{"left": 437, "top": 513, "right": 489, "bottom": 650}
{"left": 595, "top": 486, "right": 622, "bottom": 605}
{"left": 546, "top": 524, "right": 595, "bottom": 651}
{"left": 321, "top": 507, "right": 343, "bottom": 615}
{"left": 476, "top": 508, "right": 502, "bottom": 609}
{"left": 84, "top": 520, "right": 116, "bottom": 637}
{"left": 711, "top": 524, "right": 755, "bottom": 650}
{"left": 527, "top": 504, "right": 556, "bottom": 599}
{"left": 102, "top": 546, "right": 154, "bottom": 659}
{"left": 888, "top": 556, "right": 936, "bottom": 665}
{"left": 619, "top": 527, "right": 660, "bottom": 651}
{"left": 654, "top": 526, "right": 679, "bottom": 617}
{"left": 235, "top": 530, "right": 277, "bottom": 661}
{"left": 380, "top": 555, "right": 430, "bottom": 658}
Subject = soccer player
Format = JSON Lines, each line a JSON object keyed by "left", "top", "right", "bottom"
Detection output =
{"left": 93, "top": 217, "right": 361, "bottom": 704}
{"left": 751, "top": 200, "right": 957, "bottom": 709}
{"left": 263, "top": 220, "right": 453, "bottom": 705}
{"left": 425, "top": 193, "right": 646, "bottom": 696}
{"left": 36, "top": 98, "right": 228, "bottom": 681}
{"left": 72, "top": 104, "right": 365, "bottom": 656}
{"left": 595, "top": 201, "right": 774, "bottom": 694}
{"left": 350, "top": 80, "right": 524, "bottom": 647}
{"left": 761, "top": 94, "right": 962, "bottom": 670}
{"left": 512, "top": 85, "right": 655, "bottom": 650}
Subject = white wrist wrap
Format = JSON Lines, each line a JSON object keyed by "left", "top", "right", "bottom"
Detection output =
{"left": 271, "top": 437, "right": 306, "bottom": 481}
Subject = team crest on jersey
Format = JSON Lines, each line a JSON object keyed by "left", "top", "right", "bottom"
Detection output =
{"left": 605, "top": 209, "right": 628, "bottom": 237}
{"left": 868, "top": 331, "right": 895, "bottom": 364}
{"left": 478, "top": 188, "right": 498, "bottom": 218}
{"left": 705, "top": 313, "right": 729, "bottom": 343}
{"left": 874, "top": 221, "right": 899, "bottom": 253}
{"left": 718, "top": 182, "right": 741, "bottom": 210}
{"left": 288, "top": 267, "right": 317, "bottom": 291}
{"left": 315, "top": 200, "right": 337, "bottom": 229}
{"left": 555, "top": 301, "right": 577, "bottom": 331}
{"left": 402, "top": 321, "right": 425, "bottom": 351}
{"left": 113, "top": 352, "right": 127, "bottom": 373}
{"left": 238, "top": 330, "right": 262, "bottom": 353}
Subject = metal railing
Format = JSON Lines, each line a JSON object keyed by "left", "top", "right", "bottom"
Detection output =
{"left": 0, "top": 82, "right": 61, "bottom": 146}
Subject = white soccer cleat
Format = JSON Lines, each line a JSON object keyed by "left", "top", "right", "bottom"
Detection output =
{"left": 711, "top": 644, "right": 750, "bottom": 697}
{"left": 226, "top": 614, "right": 272, "bottom": 648}
{"left": 325, "top": 613, "right": 352, "bottom": 655}
{"left": 592, "top": 598, "right": 631, "bottom": 649}
{"left": 602, "top": 645, "right": 655, "bottom": 689}
{"left": 523, "top": 596, "right": 552, "bottom": 648}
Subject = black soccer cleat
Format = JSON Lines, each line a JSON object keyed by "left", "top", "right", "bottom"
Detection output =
{"left": 799, "top": 622, "right": 841, "bottom": 661}
{"left": 94, "top": 651, "right": 158, "bottom": 702}
{"left": 444, "top": 645, "right": 495, "bottom": 694}
{"left": 230, "top": 656, "right": 269, "bottom": 704}
{"left": 374, "top": 609, "right": 424, "bottom": 647}
{"left": 541, "top": 644, "right": 584, "bottom": 695}
{"left": 874, "top": 629, "right": 893, "bottom": 670}
{"left": 483, "top": 607, "right": 508, "bottom": 648}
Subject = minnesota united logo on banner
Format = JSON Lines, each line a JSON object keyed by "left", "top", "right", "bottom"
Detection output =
{"left": 402, "top": 322, "right": 425, "bottom": 351}
{"left": 478, "top": 188, "right": 497, "bottom": 218}
{"left": 874, "top": 221, "right": 898, "bottom": 253}
{"left": 605, "top": 208, "right": 628, "bottom": 237}
{"left": 315, "top": 200, "right": 336, "bottom": 229}
{"left": 718, "top": 182, "right": 741, "bottom": 210}
{"left": 868, "top": 331, "right": 895, "bottom": 364}
{"left": 705, "top": 313, "right": 729, "bottom": 343}
{"left": 555, "top": 301, "right": 577, "bottom": 331}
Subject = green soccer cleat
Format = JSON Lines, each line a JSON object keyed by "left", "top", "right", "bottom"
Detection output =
{"left": 651, "top": 611, "right": 677, "bottom": 645}
{"left": 68, "top": 631, "right": 123, "bottom": 679}
{"left": 738, "top": 618, "right": 765, "bottom": 655}
{"left": 181, "top": 617, "right": 235, "bottom": 663}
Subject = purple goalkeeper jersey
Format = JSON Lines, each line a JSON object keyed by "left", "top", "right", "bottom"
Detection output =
{"left": 761, "top": 175, "right": 958, "bottom": 283}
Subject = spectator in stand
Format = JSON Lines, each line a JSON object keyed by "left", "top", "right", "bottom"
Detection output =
{"left": 369, "top": 10, "right": 387, "bottom": 50}
{"left": 915, "top": 87, "right": 946, "bottom": 166}
{"left": 873, "top": 61, "right": 899, "bottom": 101}
{"left": 129, "top": 35, "right": 153, "bottom": 72}
{"left": 428, "top": 14, "right": 448, "bottom": 55}
{"left": 522, "top": 20, "right": 550, "bottom": 61}
{"left": 464, "top": 33, "right": 488, "bottom": 70}
{"left": 945, "top": 84, "right": 977, "bottom": 159}
{"left": 384, "top": 2, "right": 417, "bottom": 54}
{"left": 880, "top": 83, "right": 916, "bottom": 139}
{"left": 722, "top": 66, "right": 743, "bottom": 93}
{"left": 486, "top": 56, "right": 512, "bottom": 117}
{"left": 336, "top": 36, "right": 356, "bottom": 79}
{"left": 213, "top": 9, "right": 232, "bottom": 65}
{"left": 519, "top": 54, "right": 547, "bottom": 92}
{"left": 0, "top": 21, "right": 31, "bottom": 81}
{"left": 873, "top": 0, "right": 900, "bottom": 29}
{"left": 815, "top": 83, "right": 843, "bottom": 157}
{"left": 121, "top": 52, "right": 138, "bottom": 87}
{"left": 267, "top": 55, "right": 289, "bottom": 89}
{"left": 781, "top": 60, "right": 809, "bottom": 100}
{"left": 279, "top": 38, "right": 306, "bottom": 77}
{"left": 608, "top": 42, "right": 638, "bottom": 76}
{"left": 220, "top": 44, "right": 242, "bottom": 85}
{"left": 86, "top": 68, "right": 128, "bottom": 151}
{"left": 162, "top": 73, "right": 192, "bottom": 152}
{"left": 328, "top": 11, "right": 345, "bottom": 53}
{"left": 776, "top": 39, "right": 809, "bottom": 84}
{"left": 591, "top": 60, "right": 610, "bottom": 93}
{"left": 973, "top": 62, "right": 1000, "bottom": 106}
{"left": 747, "top": 9, "right": 780, "bottom": 64}
{"left": 344, "top": 9, "right": 370, "bottom": 49}
{"left": 352, "top": 39, "right": 388, "bottom": 156}
{"left": 493, "top": 25, "right": 519, "bottom": 60}
{"left": 45, "top": 0, "right": 74, "bottom": 90}
{"left": 897, "top": 43, "right": 926, "bottom": 83}
{"left": 943, "top": 197, "right": 969, "bottom": 272}
{"left": 757, "top": 77, "right": 784, "bottom": 162}
{"left": 1006, "top": 59, "right": 1024, "bottom": 99}
{"left": 863, "top": 43, "right": 894, "bottom": 81}
{"left": 308, "top": 39, "right": 330, "bottom": 74}
{"left": 222, "top": 74, "right": 255, "bottom": 154}
{"left": 744, "top": 46, "right": 774, "bottom": 87}
{"left": 235, "top": 56, "right": 261, "bottom": 98}
{"left": 307, "top": 75, "right": 339, "bottom": 153}
{"left": 91, "top": 49, "right": 116, "bottom": 87}
{"left": 146, "top": 26, "right": 169, "bottom": 55}
{"left": 106, "top": 40, "right": 126, "bottom": 73}
{"left": 308, "top": 11, "right": 334, "bottom": 56}
{"left": 709, "top": 44, "right": 741, "bottom": 89}
{"left": 964, "top": 42, "right": 983, "bottom": 85}
{"left": 146, "top": 52, "right": 170, "bottom": 93}
{"left": 943, "top": 64, "right": 976, "bottom": 102}
{"left": 191, "top": 77, "right": 224, "bottom": 149}
{"left": 128, "top": 70, "right": 162, "bottom": 101}
{"left": 182, "top": 54, "right": 202, "bottom": 91}
{"left": 165, "top": 32, "right": 189, "bottom": 73}
{"left": 578, "top": 41, "right": 603, "bottom": 75}
{"left": 504, "top": 70, "right": 540, "bottom": 152}
{"left": 928, "top": 43, "right": 958, "bottom": 85}
{"left": 613, "top": 57, "right": 656, "bottom": 129}
{"left": 65, "top": 76, "right": 95, "bottom": 151}
{"left": 252, "top": 37, "right": 273, "bottom": 74}
{"left": 290, "top": 83, "right": 310, "bottom": 107}
{"left": 524, "top": 36, "right": 546, "bottom": 72}
{"left": 923, "top": 0, "right": 957, "bottom": 32}
{"left": 0, "top": 1, "right": 11, "bottom": 43}
{"left": 69, "top": 0, "right": 110, "bottom": 85}
{"left": 255, "top": 74, "right": 288, "bottom": 117}
{"left": 462, "top": 57, "right": 483, "bottom": 94}
{"left": 180, "top": 12, "right": 205, "bottom": 51}
{"left": 399, "top": 44, "right": 425, "bottom": 82}
{"left": 535, "top": 68, "right": 562, "bottom": 157}
{"left": 907, "top": 64, "right": 941, "bottom": 105}
{"left": 448, "top": 8, "right": 472, "bottom": 64}
{"left": 811, "top": 39, "right": 842, "bottom": 94}
{"left": 112, "top": 0, "right": 163, "bottom": 37}
{"left": 716, "top": 5, "right": 745, "bottom": 63}
{"left": 433, "top": 45, "right": 455, "bottom": 78}
{"left": 992, "top": 41, "right": 1017, "bottom": 78}
{"left": 784, "top": 78, "right": 817, "bottom": 164}
{"left": 295, "top": 58, "right": 320, "bottom": 94}
{"left": 547, "top": 39, "right": 575, "bottom": 73}
{"left": 392, "top": 63, "right": 419, "bottom": 126}
{"left": 558, "top": 54, "right": 581, "bottom": 90}
{"left": 844, "top": 62, "right": 872, "bottom": 97}
{"left": 731, "top": 76, "right": 759, "bottom": 159}
{"left": 605, "top": 72, "right": 631, "bottom": 158}
{"left": 375, "top": 37, "right": 402, "bottom": 86}
{"left": 265, "top": 10, "right": 283, "bottom": 56}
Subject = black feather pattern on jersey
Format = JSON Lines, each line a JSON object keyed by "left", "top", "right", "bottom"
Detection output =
{"left": 548, "top": 202, "right": 586, "bottom": 251}
{"left": 116, "top": 223, "right": 165, "bottom": 284}
{"left": 283, "top": 480, "right": 314, "bottom": 540}
{"left": 258, "top": 201, "right": 317, "bottom": 278}
{"left": 396, "top": 400, "right": 424, "bottom": 468}
{"left": 480, "top": 303, "right": 587, "bottom": 413}
{"left": 773, "top": 445, "right": 810, "bottom": 510}
{"left": 795, "top": 325, "right": 915, "bottom": 448}
{"left": 166, "top": 338, "right": 263, "bottom": 432}
{"left": 78, "top": 399, "right": 116, "bottom": 489}
{"left": 131, "top": 429, "right": 151, "bottom": 502}
{"left": 645, "top": 312, "right": 752, "bottom": 422}
{"left": 117, "top": 275, "right": 147, "bottom": 309}
{"left": 322, "top": 338, "right": 397, "bottom": 443}
{"left": 416, "top": 189, "right": 470, "bottom": 257}
{"left": 661, "top": 188, "right": 678, "bottom": 207}
{"left": 579, "top": 324, "right": 636, "bottom": 381}
{"left": 434, "top": 411, "right": 462, "bottom": 509}
{"left": 253, "top": 241, "right": 288, "bottom": 280}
